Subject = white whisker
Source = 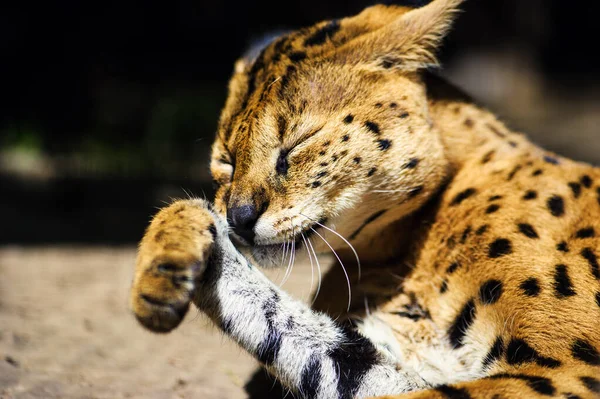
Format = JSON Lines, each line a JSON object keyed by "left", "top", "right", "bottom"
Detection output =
{"left": 301, "top": 232, "right": 314, "bottom": 303}
{"left": 306, "top": 237, "right": 322, "bottom": 306}
{"left": 311, "top": 227, "right": 352, "bottom": 312}
{"left": 300, "top": 213, "right": 361, "bottom": 281}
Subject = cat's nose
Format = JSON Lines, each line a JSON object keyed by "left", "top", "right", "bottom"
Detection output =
{"left": 227, "top": 204, "right": 258, "bottom": 245}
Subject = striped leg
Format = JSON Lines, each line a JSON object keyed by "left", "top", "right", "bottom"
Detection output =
{"left": 131, "top": 199, "right": 429, "bottom": 399}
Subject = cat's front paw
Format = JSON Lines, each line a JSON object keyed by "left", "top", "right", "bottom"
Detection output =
{"left": 130, "top": 199, "right": 216, "bottom": 333}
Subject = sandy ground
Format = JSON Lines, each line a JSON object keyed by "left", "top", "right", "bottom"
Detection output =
{"left": 0, "top": 247, "right": 323, "bottom": 399}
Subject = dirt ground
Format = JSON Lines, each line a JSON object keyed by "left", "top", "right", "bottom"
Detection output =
{"left": 0, "top": 247, "right": 323, "bottom": 399}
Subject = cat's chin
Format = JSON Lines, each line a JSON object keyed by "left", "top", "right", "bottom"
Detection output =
{"left": 250, "top": 242, "right": 305, "bottom": 269}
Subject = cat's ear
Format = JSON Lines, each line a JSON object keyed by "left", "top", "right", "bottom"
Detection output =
{"left": 234, "top": 30, "right": 291, "bottom": 73}
{"left": 334, "top": 0, "right": 464, "bottom": 71}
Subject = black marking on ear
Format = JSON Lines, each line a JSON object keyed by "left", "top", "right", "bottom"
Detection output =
{"left": 487, "top": 374, "right": 556, "bottom": 396}
{"left": 343, "top": 114, "right": 354, "bottom": 124}
{"left": 364, "top": 121, "right": 381, "bottom": 135}
{"left": 349, "top": 209, "right": 387, "bottom": 240}
{"left": 482, "top": 337, "right": 505, "bottom": 370}
{"left": 553, "top": 264, "right": 576, "bottom": 298}
{"left": 572, "top": 339, "right": 600, "bottom": 365}
{"left": 580, "top": 376, "right": 600, "bottom": 394}
{"left": 581, "top": 247, "right": 600, "bottom": 279}
{"left": 568, "top": 182, "right": 582, "bottom": 198}
{"left": 544, "top": 155, "right": 560, "bottom": 165}
{"left": 304, "top": 19, "right": 340, "bottom": 46}
{"left": 518, "top": 223, "right": 539, "bottom": 239}
{"left": 520, "top": 278, "right": 541, "bottom": 297}
{"left": 448, "top": 298, "right": 476, "bottom": 348}
{"left": 575, "top": 227, "right": 595, "bottom": 238}
{"left": 299, "top": 355, "right": 322, "bottom": 397}
{"left": 580, "top": 175, "right": 593, "bottom": 188}
{"left": 479, "top": 280, "right": 503, "bottom": 305}
{"left": 506, "top": 338, "right": 561, "bottom": 368}
{"left": 488, "top": 238, "right": 512, "bottom": 258}
{"left": 450, "top": 188, "right": 477, "bottom": 206}
{"left": 434, "top": 384, "right": 472, "bottom": 399}
{"left": 523, "top": 190, "right": 538, "bottom": 200}
{"left": 329, "top": 325, "right": 379, "bottom": 398}
{"left": 547, "top": 195, "right": 565, "bottom": 217}
{"left": 557, "top": 241, "right": 569, "bottom": 252}
{"left": 486, "top": 204, "right": 500, "bottom": 214}
{"left": 377, "top": 139, "right": 392, "bottom": 151}
{"left": 288, "top": 51, "right": 307, "bottom": 63}
{"left": 208, "top": 224, "right": 217, "bottom": 240}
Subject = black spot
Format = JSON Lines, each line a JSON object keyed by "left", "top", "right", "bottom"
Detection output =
{"left": 488, "top": 238, "right": 512, "bottom": 258}
{"left": 532, "top": 169, "right": 543, "bottom": 176}
{"left": 367, "top": 168, "right": 377, "bottom": 177}
{"left": 311, "top": 181, "right": 322, "bottom": 188}
{"left": 479, "top": 280, "right": 503, "bottom": 305}
{"left": 487, "top": 374, "right": 556, "bottom": 396}
{"left": 434, "top": 384, "right": 472, "bottom": 399}
{"left": 353, "top": 157, "right": 361, "bottom": 164}
{"left": 342, "top": 134, "right": 350, "bottom": 142}
{"left": 575, "top": 227, "right": 595, "bottom": 238}
{"left": 448, "top": 299, "right": 476, "bottom": 348}
{"left": 399, "top": 112, "right": 409, "bottom": 119}
{"left": 375, "top": 102, "right": 383, "bottom": 108}
{"left": 390, "top": 102, "right": 397, "bottom": 108}
{"left": 508, "top": 141, "right": 518, "bottom": 148}
{"left": 581, "top": 247, "right": 600, "bottom": 279}
{"left": 580, "top": 376, "right": 600, "bottom": 393}
{"left": 568, "top": 182, "right": 582, "bottom": 198}
{"left": 349, "top": 209, "right": 387, "bottom": 240}
{"left": 464, "top": 118, "right": 474, "bottom": 128}
{"left": 316, "top": 171, "right": 328, "bottom": 179}
{"left": 364, "top": 121, "right": 381, "bottom": 135}
{"left": 544, "top": 155, "right": 560, "bottom": 165}
{"left": 461, "top": 226, "right": 472, "bottom": 244}
{"left": 343, "top": 114, "right": 354, "bottom": 124}
{"left": 556, "top": 241, "right": 569, "bottom": 252}
{"left": 520, "top": 278, "right": 541, "bottom": 297}
{"left": 447, "top": 235, "right": 456, "bottom": 249}
{"left": 486, "top": 204, "right": 500, "bottom": 214}
{"left": 596, "top": 292, "right": 600, "bottom": 308}
{"left": 571, "top": 339, "right": 600, "bottom": 366}
{"left": 404, "top": 158, "right": 420, "bottom": 169}
{"left": 518, "top": 223, "right": 539, "bottom": 239}
{"left": 481, "top": 150, "right": 495, "bottom": 164}
{"left": 450, "top": 188, "right": 477, "bottom": 206}
{"left": 276, "top": 150, "right": 289, "bottom": 175}
{"left": 440, "top": 280, "right": 448, "bottom": 293}
{"left": 408, "top": 185, "right": 425, "bottom": 199}
{"left": 476, "top": 225, "right": 489, "bottom": 236}
{"left": 547, "top": 195, "right": 565, "bottom": 217}
{"left": 288, "top": 51, "right": 307, "bottom": 63}
{"left": 319, "top": 162, "right": 328, "bottom": 167}
{"left": 553, "top": 264, "right": 576, "bottom": 298}
{"left": 446, "top": 262, "right": 460, "bottom": 274}
{"left": 304, "top": 19, "right": 340, "bottom": 46}
{"left": 580, "top": 175, "right": 593, "bottom": 188}
{"left": 523, "top": 190, "right": 538, "bottom": 200}
{"left": 506, "top": 338, "right": 561, "bottom": 368}
{"left": 489, "top": 195, "right": 503, "bottom": 201}
{"left": 377, "top": 139, "right": 392, "bottom": 151}
{"left": 208, "top": 224, "right": 217, "bottom": 240}
{"left": 507, "top": 165, "right": 522, "bottom": 181}
{"left": 482, "top": 337, "right": 505, "bottom": 370}
{"left": 329, "top": 325, "right": 379, "bottom": 398}
{"left": 319, "top": 150, "right": 326, "bottom": 156}
{"left": 487, "top": 124, "right": 506, "bottom": 138}
{"left": 299, "top": 355, "right": 322, "bottom": 398}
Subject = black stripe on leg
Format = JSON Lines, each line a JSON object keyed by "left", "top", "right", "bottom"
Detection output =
{"left": 580, "top": 376, "right": 600, "bottom": 394}
{"left": 434, "top": 384, "right": 472, "bottom": 399}
{"left": 487, "top": 373, "right": 556, "bottom": 396}
{"left": 299, "top": 355, "right": 322, "bottom": 398}
{"left": 328, "top": 325, "right": 379, "bottom": 398}
{"left": 256, "top": 289, "right": 283, "bottom": 365}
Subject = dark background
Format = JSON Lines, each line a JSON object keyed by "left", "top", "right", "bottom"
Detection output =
{"left": 2, "top": 0, "right": 600, "bottom": 244}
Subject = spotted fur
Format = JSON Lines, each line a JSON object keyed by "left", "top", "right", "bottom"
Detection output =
{"left": 131, "top": 1, "right": 600, "bottom": 398}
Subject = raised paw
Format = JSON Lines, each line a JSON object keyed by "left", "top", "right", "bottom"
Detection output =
{"left": 130, "top": 199, "right": 217, "bottom": 333}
